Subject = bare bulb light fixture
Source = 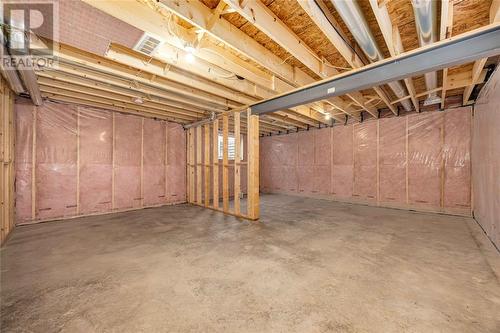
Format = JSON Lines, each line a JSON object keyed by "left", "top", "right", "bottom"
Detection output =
{"left": 185, "top": 45, "right": 197, "bottom": 63}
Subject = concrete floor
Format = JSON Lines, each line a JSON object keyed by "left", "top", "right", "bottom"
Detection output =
{"left": 1, "top": 194, "right": 500, "bottom": 332}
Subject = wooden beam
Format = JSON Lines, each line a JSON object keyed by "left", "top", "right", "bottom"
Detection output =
{"left": 0, "top": 78, "right": 16, "bottom": 244}
{"left": 188, "top": 128, "right": 195, "bottom": 203}
{"left": 107, "top": 44, "right": 269, "bottom": 103}
{"left": 82, "top": 0, "right": 285, "bottom": 91}
{"left": 246, "top": 108, "right": 259, "bottom": 220}
{"left": 36, "top": 69, "right": 215, "bottom": 115}
{"left": 224, "top": 0, "right": 331, "bottom": 79}
{"left": 204, "top": 124, "right": 211, "bottom": 207}
{"left": 463, "top": 1, "right": 499, "bottom": 104}
{"left": 46, "top": 60, "right": 229, "bottom": 111}
{"left": 140, "top": 118, "right": 144, "bottom": 207}
{"left": 39, "top": 85, "right": 195, "bottom": 122}
{"left": 31, "top": 106, "right": 37, "bottom": 219}
{"left": 55, "top": 46, "right": 313, "bottom": 129}
{"left": 38, "top": 78, "right": 201, "bottom": 121}
{"left": 463, "top": 58, "right": 487, "bottom": 105}
{"left": 212, "top": 120, "right": 219, "bottom": 209}
{"left": 105, "top": 44, "right": 256, "bottom": 106}
{"left": 234, "top": 112, "right": 241, "bottom": 215}
{"left": 368, "top": 1, "right": 420, "bottom": 112}
{"left": 54, "top": 44, "right": 237, "bottom": 109}
{"left": 157, "top": 0, "right": 312, "bottom": 86}
{"left": 224, "top": 0, "right": 377, "bottom": 118}
{"left": 158, "top": 0, "right": 363, "bottom": 118}
{"left": 0, "top": 44, "right": 25, "bottom": 94}
{"left": 196, "top": 126, "right": 202, "bottom": 205}
{"left": 299, "top": 0, "right": 398, "bottom": 115}
{"left": 222, "top": 114, "right": 229, "bottom": 212}
{"left": 440, "top": 0, "right": 454, "bottom": 109}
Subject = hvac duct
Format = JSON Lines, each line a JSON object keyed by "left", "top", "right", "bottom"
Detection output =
{"left": 330, "top": 0, "right": 413, "bottom": 111}
{"left": 412, "top": 0, "right": 440, "bottom": 105}
{"left": 183, "top": 112, "right": 217, "bottom": 129}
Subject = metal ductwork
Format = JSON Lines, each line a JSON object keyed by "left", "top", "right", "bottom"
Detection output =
{"left": 183, "top": 112, "right": 217, "bottom": 129}
{"left": 412, "top": 0, "right": 440, "bottom": 105}
{"left": 330, "top": 0, "right": 412, "bottom": 111}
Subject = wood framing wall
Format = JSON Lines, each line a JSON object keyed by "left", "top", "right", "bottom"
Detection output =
{"left": 1, "top": 78, "right": 16, "bottom": 245}
{"left": 261, "top": 107, "right": 472, "bottom": 216}
{"left": 14, "top": 98, "right": 186, "bottom": 224}
{"left": 187, "top": 109, "right": 260, "bottom": 220}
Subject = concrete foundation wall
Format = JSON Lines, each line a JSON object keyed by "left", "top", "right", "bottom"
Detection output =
{"left": 261, "top": 107, "right": 472, "bottom": 216}
{"left": 15, "top": 98, "right": 186, "bottom": 224}
{"left": 472, "top": 68, "right": 500, "bottom": 249}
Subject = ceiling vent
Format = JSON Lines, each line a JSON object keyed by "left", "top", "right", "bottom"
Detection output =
{"left": 133, "top": 33, "right": 163, "bottom": 56}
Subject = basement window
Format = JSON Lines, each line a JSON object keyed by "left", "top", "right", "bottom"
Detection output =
{"left": 218, "top": 133, "right": 244, "bottom": 160}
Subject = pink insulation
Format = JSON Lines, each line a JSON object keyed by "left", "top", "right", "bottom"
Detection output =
{"left": 166, "top": 122, "right": 186, "bottom": 203}
{"left": 36, "top": 103, "right": 78, "bottom": 220}
{"left": 79, "top": 107, "right": 113, "bottom": 215}
{"left": 14, "top": 99, "right": 187, "bottom": 224}
{"left": 443, "top": 107, "right": 471, "bottom": 213}
{"left": 332, "top": 125, "right": 353, "bottom": 198}
{"left": 313, "top": 129, "right": 331, "bottom": 195}
{"left": 472, "top": 68, "right": 500, "bottom": 248}
{"left": 407, "top": 112, "right": 442, "bottom": 209}
{"left": 378, "top": 116, "right": 406, "bottom": 205}
{"left": 114, "top": 114, "right": 142, "bottom": 210}
{"left": 143, "top": 118, "right": 166, "bottom": 206}
{"left": 353, "top": 122, "right": 377, "bottom": 202}
{"left": 297, "top": 130, "right": 315, "bottom": 195}
{"left": 260, "top": 107, "right": 473, "bottom": 216}
{"left": 14, "top": 99, "right": 34, "bottom": 223}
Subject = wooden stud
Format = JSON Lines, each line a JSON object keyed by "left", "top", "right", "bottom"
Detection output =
{"left": 376, "top": 119, "right": 380, "bottom": 205}
{"left": 212, "top": 120, "right": 219, "bottom": 209}
{"left": 140, "top": 118, "right": 144, "bottom": 207}
{"left": 196, "top": 126, "right": 203, "bottom": 205}
{"left": 0, "top": 79, "right": 14, "bottom": 244}
{"left": 440, "top": 114, "right": 446, "bottom": 209}
{"left": 9, "top": 88, "right": 15, "bottom": 235}
{"left": 234, "top": 111, "right": 241, "bottom": 215}
{"left": 330, "top": 126, "right": 334, "bottom": 195}
{"left": 165, "top": 122, "right": 168, "bottom": 203}
{"left": 246, "top": 108, "right": 260, "bottom": 220}
{"left": 111, "top": 112, "right": 116, "bottom": 209}
{"left": 222, "top": 114, "right": 229, "bottom": 212}
{"left": 31, "top": 105, "right": 37, "bottom": 219}
{"left": 204, "top": 123, "right": 210, "bottom": 207}
{"left": 188, "top": 127, "right": 195, "bottom": 203}
{"left": 405, "top": 115, "right": 409, "bottom": 205}
{"left": 76, "top": 109, "right": 80, "bottom": 215}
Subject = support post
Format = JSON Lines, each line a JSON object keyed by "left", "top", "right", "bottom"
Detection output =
{"left": 234, "top": 112, "right": 241, "bottom": 215}
{"left": 246, "top": 108, "right": 260, "bottom": 220}
{"left": 188, "top": 127, "right": 195, "bottom": 203}
{"left": 212, "top": 120, "right": 219, "bottom": 209}
{"left": 204, "top": 123, "right": 210, "bottom": 207}
{"left": 222, "top": 114, "right": 229, "bottom": 212}
{"left": 196, "top": 126, "right": 202, "bottom": 205}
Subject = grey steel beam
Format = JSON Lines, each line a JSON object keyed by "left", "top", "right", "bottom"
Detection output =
{"left": 250, "top": 24, "right": 500, "bottom": 115}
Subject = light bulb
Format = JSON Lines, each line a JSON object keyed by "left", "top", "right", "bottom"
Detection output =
{"left": 185, "top": 45, "right": 197, "bottom": 54}
{"left": 185, "top": 52, "right": 196, "bottom": 63}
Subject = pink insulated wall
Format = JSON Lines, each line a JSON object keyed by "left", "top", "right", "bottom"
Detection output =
{"left": 261, "top": 107, "right": 472, "bottom": 216}
{"left": 15, "top": 98, "right": 186, "bottom": 224}
{"left": 472, "top": 68, "right": 500, "bottom": 249}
